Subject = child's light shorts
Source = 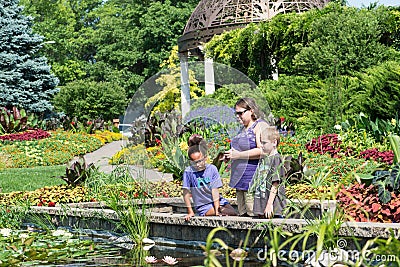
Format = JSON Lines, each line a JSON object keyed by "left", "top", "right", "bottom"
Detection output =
{"left": 196, "top": 198, "right": 230, "bottom": 216}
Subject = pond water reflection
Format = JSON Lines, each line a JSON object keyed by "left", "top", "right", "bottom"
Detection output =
{"left": 24, "top": 227, "right": 271, "bottom": 266}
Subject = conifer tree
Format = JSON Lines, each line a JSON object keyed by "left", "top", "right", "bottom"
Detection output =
{"left": 0, "top": 0, "right": 58, "bottom": 113}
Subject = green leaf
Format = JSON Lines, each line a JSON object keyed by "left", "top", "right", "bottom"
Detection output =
{"left": 377, "top": 181, "right": 392, "bottom": 204}
{"left": 389, "top": 135, "right": 400, "bottom": 164}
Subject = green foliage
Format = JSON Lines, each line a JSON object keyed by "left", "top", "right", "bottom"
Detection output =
{"left": 147, "top": 47, "right": 204, "bottom": 115}
{"left": 159, "top": 133, "right": 188, "bottom": 180}
{"left": 202, "top": 227, "right": 230, "bottom": 267}
{"left": 207, "top": 3, "right": 399, "bottom": 81}
{"left": 53, "top": 79, "right": 127, "bottom": 121}
{"left": 341, "top": 112, "right": 400, "bottom": 144}
{"left": 259, "top": 75, "right": 327, "bottom": 129}
{"left": 0, "top": 227, "right": 105, "bottom": 265}
{"left": 281, "top": 207, "right": 346, "bottom": 256}
{"left": 352, "top": 61, "right": 400, "bottom": 121}
{"left": 0, "top": 107, "right": 28, "bottom": 134}
{"left": 191, "top": 84, "right": 252, "bottom": 109}
{"left": 293, "top": 3, "right": 395, "bottom": 79}
{"left": 104, "top": 170, "right": 150, "bottom": 245}
{"left": 205, "top": 3, "right": 400, "bottom": 131}
{"left": 371, "top": 164, "right": 400, "bottom": 204}
{"left": 0, "top": 0, "right": 59, "bottom": 113}
{"left": 0, "top": 205, "right": 28, "bottom": 229}
{"left": 59, "top": 156, "right": 96, "bottom": 186}
{"left": 389, "top": 135, "right": 400, "bottom": 164}
{"left": 367, "top": 231, "right": 400, "bottom": 266}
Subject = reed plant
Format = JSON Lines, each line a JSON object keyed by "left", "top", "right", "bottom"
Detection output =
{"left": 0, "top": 202, "right": 29, "bottom": 228}
{"left": 201, "top": 227, "right": 252, "bottom": 267}
{"left": 89, "top": 166, "right": 151, "bottom": 246}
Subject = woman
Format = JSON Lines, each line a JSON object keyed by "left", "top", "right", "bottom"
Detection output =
{"left": 224, "top": 97, "right": 269, "bottom": 217}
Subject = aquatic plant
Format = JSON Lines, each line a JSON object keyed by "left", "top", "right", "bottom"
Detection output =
{"left": 201, "top": 227, "right": 251, "bottom": 267}
{"left": 103, "top": 168, "right": 150, "bottom": 245}
{"left": 0, "top": 227, "right": 102, "bottom": 265}
{"left": 162, "top": 255, "right": 178, "bottom": 265}
{"left": 145, "top": 255, "right": 157, "bottom": 263}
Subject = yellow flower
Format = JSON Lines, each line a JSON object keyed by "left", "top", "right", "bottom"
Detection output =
{"left": 391, "top": 118, "right": 396, "bottom": 126}
{"left": 179, "top": 141, "right": 188, "bottom": 151}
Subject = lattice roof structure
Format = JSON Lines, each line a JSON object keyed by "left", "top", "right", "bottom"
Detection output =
{"left": 178, "top": 0, "right": 330, "bottom": 55}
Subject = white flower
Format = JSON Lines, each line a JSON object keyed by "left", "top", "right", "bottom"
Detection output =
{"left": 19, "top": 233, "right": 29, "bottom": 239}
{"left": 162, "top": 256, "right": 178, "bottom": 265}
{"left": 0, "top": 228, "right": 12, "bottom": 237}
{"left": 52, "top": 229, "right": 73, "bottom": 237}
{"left": 142, "top": 237, "right": 155, "bottom": 244}
{"left": 145, "top": 256, "right": 158, "bottom": 263}
{"left": 334, "top": 124, "right": 342, "bottom": 131}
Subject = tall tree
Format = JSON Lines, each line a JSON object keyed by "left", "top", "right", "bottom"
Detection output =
{"left": 293, "top": 4, "right": 397, "bottom": 79}
{"left": 0, "top": 0, "right": 58, "bottom": 113}
{"left": 88, "top": 0, "right": 196, "bottom": 98}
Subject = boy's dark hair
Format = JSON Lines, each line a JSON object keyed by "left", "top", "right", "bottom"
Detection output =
{"left": 187, "top": 134, "right": 208, "bottom": 158}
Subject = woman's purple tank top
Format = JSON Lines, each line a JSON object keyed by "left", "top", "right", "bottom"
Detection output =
{"left": 229, "top": 120, "right": 260, "bottom": 190}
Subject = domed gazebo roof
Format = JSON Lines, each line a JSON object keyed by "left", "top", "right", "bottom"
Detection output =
{"left": 178, "top": 0, "right": 330, "bottom": 55}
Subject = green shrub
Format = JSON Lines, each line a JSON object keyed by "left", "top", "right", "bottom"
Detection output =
{"left": 53, "top": 79, "right": 127, "bottom": 121}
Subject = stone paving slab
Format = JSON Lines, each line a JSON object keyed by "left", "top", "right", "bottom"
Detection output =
{"left": 73, "top": 140, "right": 172, "bottom": 182}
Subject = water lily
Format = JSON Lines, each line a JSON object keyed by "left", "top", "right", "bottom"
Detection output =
{"left": 0, "top": 228, "right": 12, "bottom": 237}
{"left": 19, "top": 233, "right": 29, "bottom": 239}
{"left": 52, "top": 229, "right": 73, "bottom": 237}
{"left": 142, "top": 237, "right": 155, "bottom": 244}
{"left": 145, "top": 256, "right": 157, "bottom": 263}
{"left": 162, "top": 256, "right": 178, "bottom": 265}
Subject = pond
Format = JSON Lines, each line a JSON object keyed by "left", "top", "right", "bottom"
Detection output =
{"left": 1, "top": 225, "right": 270, "bottom": 266}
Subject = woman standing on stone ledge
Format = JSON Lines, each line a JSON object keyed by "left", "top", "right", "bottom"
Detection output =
{"left": 224, "top": 97, "right": 269, "bottom": 217}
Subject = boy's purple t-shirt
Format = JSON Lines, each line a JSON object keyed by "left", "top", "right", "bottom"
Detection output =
{"left": 182, "top": 164, "right": 223, "bottom": 209}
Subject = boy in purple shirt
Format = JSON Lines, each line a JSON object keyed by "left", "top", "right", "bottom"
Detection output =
{"left": 182, "top": 134, "right": 237, "bottom": 221}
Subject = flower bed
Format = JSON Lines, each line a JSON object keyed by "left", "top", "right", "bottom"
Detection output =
{"left": 0, "top": 130, "right": 121, "bottom": 168}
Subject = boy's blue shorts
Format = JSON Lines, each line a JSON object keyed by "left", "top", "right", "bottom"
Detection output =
{"left": 196, "top": 198, "right": 229, "bottom": 216}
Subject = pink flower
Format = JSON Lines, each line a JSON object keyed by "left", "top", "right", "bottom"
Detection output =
{"left": 162, "top": 256, "right": 178, "bottom": 265}
{"left": 145, "top": 256, "right": 157, "bottom": 263}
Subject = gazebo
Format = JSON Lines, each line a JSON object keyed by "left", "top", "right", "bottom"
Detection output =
{"left": 177, "top": 0, "right": 330, "bottom": 116}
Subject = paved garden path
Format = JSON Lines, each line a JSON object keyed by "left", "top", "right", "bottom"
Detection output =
{"left": 77, "top": 140, "right": 173, "bottom": 182}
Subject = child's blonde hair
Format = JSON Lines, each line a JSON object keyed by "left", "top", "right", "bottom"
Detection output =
{"left": 260, "top": 126, "right": 280, "bottom": 146}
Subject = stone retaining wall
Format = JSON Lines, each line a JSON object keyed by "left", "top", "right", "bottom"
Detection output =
{"left": 28, "top": 199, "right": 400, "bottom": 249}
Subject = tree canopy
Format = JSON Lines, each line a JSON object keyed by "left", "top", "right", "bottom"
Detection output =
{"left": 0, "top": 0, "right": 58, "bottom": 113}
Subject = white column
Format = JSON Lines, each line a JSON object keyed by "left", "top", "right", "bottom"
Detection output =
{"left": 271, "top": 56, "right": 279, "bottom": 81}
{"left": 179, "top": 53, "right": 191, "bottom": 117}
{"left": 204, "top": 57, "right": 215, "bottom": 95}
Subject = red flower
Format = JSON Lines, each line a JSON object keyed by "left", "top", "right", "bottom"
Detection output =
{"left": 48, "top": 202, "right": 56, "bottom": 207}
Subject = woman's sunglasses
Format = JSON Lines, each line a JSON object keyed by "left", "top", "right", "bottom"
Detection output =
{"left": 235, "top": 109, "right": 249, "bottom": 116}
